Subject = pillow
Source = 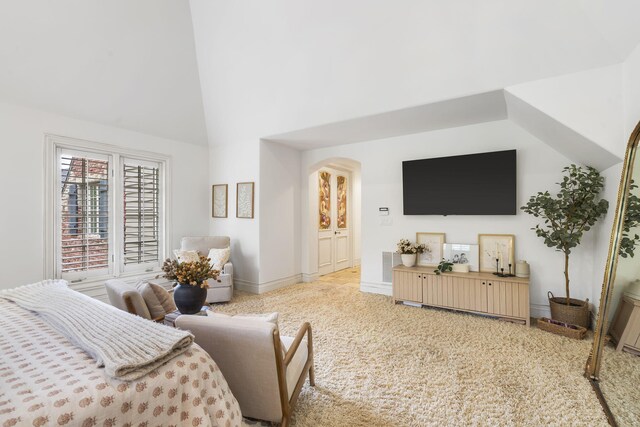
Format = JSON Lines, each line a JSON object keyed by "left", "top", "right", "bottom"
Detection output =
{"left": 135, "top": 281, "right": 166, "bottom": 319}
{"left": 207, "top": 247, "right": 231, "bottom": 271}
{"left": 148, "top": 282, "right": 177, "bottom": 314}
{"left": 206, "top": 310, "right": 279, "bottom": 329}
{"left": 173, "top": 249, "right": 200, "bottom": 264}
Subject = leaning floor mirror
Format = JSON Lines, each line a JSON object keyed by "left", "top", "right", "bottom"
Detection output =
{"left": 586, "top": 121, "right": 640, "bottom": 426}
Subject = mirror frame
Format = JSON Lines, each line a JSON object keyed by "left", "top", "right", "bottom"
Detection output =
{"left": 585, "top": 120, "right": 640, "bottom": 407}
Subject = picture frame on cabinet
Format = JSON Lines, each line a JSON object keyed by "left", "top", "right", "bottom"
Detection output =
{"left": 212, "top": 184, "right": 228, "bottom": 218}
{"left": 416, "top": 232, "right": 445, "bottom": 267}
{"left": 443, "top": 243, "right": 479, "bottom": 271}
{"left": 478, "top": 234, "right": 515, "bottom": 273}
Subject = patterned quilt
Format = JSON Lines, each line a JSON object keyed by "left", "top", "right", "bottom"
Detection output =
{"left": 0, "top": 298, "right": 242, "bottom": 427}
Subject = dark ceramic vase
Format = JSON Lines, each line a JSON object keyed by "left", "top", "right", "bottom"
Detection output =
{"left": 173, "top": 283, "right": 207, "bottom": 314}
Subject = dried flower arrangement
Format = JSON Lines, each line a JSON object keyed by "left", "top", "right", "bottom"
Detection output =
{"left": 162, "top": 256, "right": 219, "bottom": 288}
{"left": 396, "top": 239, "right": 427, "bottom": 255}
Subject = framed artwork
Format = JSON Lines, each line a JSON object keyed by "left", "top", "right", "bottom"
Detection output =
{"left": 478, "top": 234, "right": 515, "bottom": 273}
{"left": 236, "top": 182, "right": 254, "bottom": 219}
{"left": 318, "top": 171, "right": 331, "bottom": 229}
{"left": 212, "top": 184, "right": 228, "bottom": 218}
{"left": 337, "top": 175, "right": 347, "bottom": 229}
{"left": 416, "top": 232, "right": 445, "bottom": 267}
{"left": 443, "top": 243, "right": 479, "bottom": 271}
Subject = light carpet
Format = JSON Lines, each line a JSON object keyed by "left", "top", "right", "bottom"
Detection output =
{"left": 215, "top": 271, "right": 613, "bottom": 426}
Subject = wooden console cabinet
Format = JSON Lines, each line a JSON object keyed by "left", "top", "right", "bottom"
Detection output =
{"left": 392, "top": 265, "right": 530, "bottom": 326}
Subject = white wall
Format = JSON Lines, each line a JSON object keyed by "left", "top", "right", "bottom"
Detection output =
{"left": 623, "top": 43, "right": 640, "bottom": 136}
{"left": 208, "top": 141, "right": 261, "bottom": 286}
{"left": 0, "top": 101, "right": 210, "bottom": 292}
{"left": 258, "top": 141, "right": 301, "bottom": 289}
{"left": 300, "top": 120, "right": 610, "bottom": 317}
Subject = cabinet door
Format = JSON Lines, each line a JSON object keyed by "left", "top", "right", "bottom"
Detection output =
{"left": 422, "top": 274, "right": 435, "bottom": 306}
{"left": 471, "top": 279, "right": 488, "bottom": 313}
{"left": 392, "top": 270, "right": 423, "bottom": 303}
{"left": 487, "top": 280, "right": 528, "bottom": 319}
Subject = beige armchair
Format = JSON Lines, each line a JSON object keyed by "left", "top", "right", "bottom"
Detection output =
{"left": 105, "top": 279, "right": 175, "bottom": 322}
{"left": 180, "top": 236, "right": 233, "bottom": 303}
{"left": 175, "top": 315, "right": 315, "bottom": 426}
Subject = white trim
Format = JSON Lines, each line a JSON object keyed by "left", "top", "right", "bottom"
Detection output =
{"left": 234, "top": 278, "right": 260, "bottom": 293}
{"left": 44, "top": 134, "right": 172, "bottom": 282}
{"left": 353, "top": 258, "right": 361, "bottom": 267}
{"left": 235, "top": 274, "right": 304, "bottom": 294}
{"left": 302, "top": 272, "right": 319, "bottom": 282}
{"left": 258, "top": 274, "right": 303, "bottom": 294}
{"left": 360, "top": 281, "right": 393, "bottom": 296}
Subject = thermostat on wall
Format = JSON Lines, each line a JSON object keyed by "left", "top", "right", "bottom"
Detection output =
{"left": 379, "top": 207, "right": 389, "bottom": 216}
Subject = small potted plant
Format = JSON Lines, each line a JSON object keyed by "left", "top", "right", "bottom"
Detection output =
{"left": 396, "top": 239, "right": 426, "bottom": 267}
{"left": 521, "top": 164, "right": 609, "bottom": 328}
{"left": 162, "top": 256, "right": 219, "bottom": 314}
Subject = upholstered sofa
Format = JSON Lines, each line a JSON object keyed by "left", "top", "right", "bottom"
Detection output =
{"left": 180, "top": 236, "right": 233, "bottom": 303}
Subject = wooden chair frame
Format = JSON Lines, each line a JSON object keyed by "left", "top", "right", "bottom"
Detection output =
{"left": 272, "top": 322, "right": 315, "bottom": 427}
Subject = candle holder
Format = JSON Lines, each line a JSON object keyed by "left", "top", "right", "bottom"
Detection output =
{"left": 495, "top": 263, "right": 516, "bottom": 277}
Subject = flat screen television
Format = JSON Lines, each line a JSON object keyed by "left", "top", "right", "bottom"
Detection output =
{"left": 402, "top": 150, "right": 516, "bottom": 215}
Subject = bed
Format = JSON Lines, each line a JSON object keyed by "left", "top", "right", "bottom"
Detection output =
{"left": 0, "top": 289, "right": 242, "bottom": 427}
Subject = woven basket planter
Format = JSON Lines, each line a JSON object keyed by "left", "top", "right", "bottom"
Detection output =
{"left": 537, "top": 317, "right": 587, "bottom": 340}
{"left": 548, "top": 291, "right": 590, "bottom": 328}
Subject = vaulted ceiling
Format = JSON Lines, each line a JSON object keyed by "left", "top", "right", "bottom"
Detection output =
{"left": 1, "top": 1, "right": 640, "bottom": 154}
{"left": 0, "top": 0, "right": 207, "bottom": 145}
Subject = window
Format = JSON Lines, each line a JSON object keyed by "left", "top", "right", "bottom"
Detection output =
{"left": 48, "top": 136, "right": 168, "bottom": 282}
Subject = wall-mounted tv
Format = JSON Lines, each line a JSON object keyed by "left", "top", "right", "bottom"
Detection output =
{"left": 402, "top": 150, "right": 516, "bottom": 215}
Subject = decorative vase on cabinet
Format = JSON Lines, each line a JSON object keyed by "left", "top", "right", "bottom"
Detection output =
{"left": 401, "top": 254, "right": 416, "bottom": 267}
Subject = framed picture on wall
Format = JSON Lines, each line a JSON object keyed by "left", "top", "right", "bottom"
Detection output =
{"left": 212, "top": 184, "right": 228, "bottom": 218}
{"left": 236, "top": 182, "right": 255, "bottom": 219}
{"left": 416, "top": 232, "right": 445, "bottom": 267}
{"left": 478, "top": 234, "right": 515, "bottom": 273}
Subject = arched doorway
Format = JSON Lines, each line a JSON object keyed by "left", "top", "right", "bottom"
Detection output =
{"left": 301, "top": 157, "right": 361, "bottom": 280}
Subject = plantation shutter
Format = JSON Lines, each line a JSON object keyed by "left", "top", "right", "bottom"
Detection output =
{"left": 59, "top": 152, "right": 110, "bottom": 276}
{"left": 123, "top": 159, "right": 161, "bottom": 267}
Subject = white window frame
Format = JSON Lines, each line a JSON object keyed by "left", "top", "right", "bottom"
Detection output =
{"left": 45, "top": 135, "right": 172, "bottom": 286}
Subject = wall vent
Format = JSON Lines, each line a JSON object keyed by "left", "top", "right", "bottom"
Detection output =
{"left": 382, "top": 251, "right": 401, "bottom": 283}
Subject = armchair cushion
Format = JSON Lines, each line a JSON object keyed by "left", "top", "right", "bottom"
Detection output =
{"left": 206, "top": 310, "right": 279, "bottom": 328}
{"left": 207, "top": 247, "right": 230, "bottom": 271}
{"left": 105, "top": 279, "right": 152, "bottom": 320}
{"left": 173, "top": 249, "right": 200, "bottom": 263}
{"left": 136, "top": 281, "right": 166, "bottom": 319}
{"left": 149, "top": 282, "right": 176, "bottom": 314}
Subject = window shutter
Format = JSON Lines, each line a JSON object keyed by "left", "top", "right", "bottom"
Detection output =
{"left": 123, "top": 161, "right": 160, "bottom": 266}
{"left": 59, "top": 154, "right": 110, "bottom": 274}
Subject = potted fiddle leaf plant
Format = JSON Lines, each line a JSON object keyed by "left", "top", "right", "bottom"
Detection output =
{"left": 521, "top": 164, "right": 609, "bottom": 328}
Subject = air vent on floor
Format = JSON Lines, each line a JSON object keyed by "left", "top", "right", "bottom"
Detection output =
{"left": 382, "top": 251, "right": 401, "bottom": 283}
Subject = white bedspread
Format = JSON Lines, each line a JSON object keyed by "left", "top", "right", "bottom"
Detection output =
{"left": 0, "top": 280, "right": 193, "bottom": 381}
{"left": 0, "top": 298, "right": 242, "bottom": 427}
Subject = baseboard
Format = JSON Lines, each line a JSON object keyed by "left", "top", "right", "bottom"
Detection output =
{"left": 237, "top": 274, "right": 304, "bottom": 294}
{"left": 234, "top": 278, "right": 260, "bottom": 293}
{"left": 353, "top": 258, "right": 361, "bottom": 267}
{"left": 302, "top": 272, "right": 319, "bottom": 283}
{"left": 360, "top": 281, "right": 392, "bottom": 296}
{"left": 530, "top": 303, "right": 551, "bottom": 319}
{"left": 257, "top": 274, "right": 303, "bottom": 294}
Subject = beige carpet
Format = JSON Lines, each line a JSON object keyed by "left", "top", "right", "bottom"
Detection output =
{"left": 600, "top": 344, "right": 640, "bottom": 426}
{"left": 215, "top": 270, "right": 615, "bottom": 426}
